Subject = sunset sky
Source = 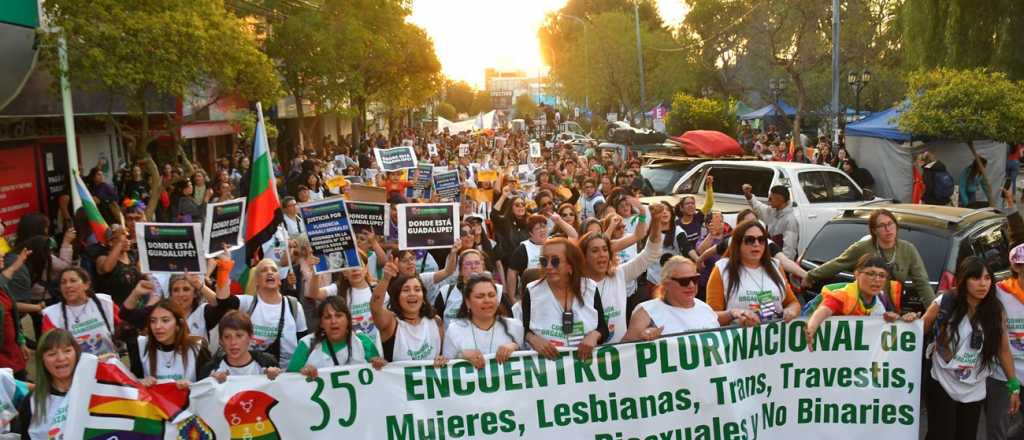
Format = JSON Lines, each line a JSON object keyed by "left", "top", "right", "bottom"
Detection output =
{"left": 408, "top": 0, "right": 689, "bottom": 88}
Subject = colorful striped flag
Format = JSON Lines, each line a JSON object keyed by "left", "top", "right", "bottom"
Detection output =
{"left": 225, "top": 390, "right": 279, "bottom": 440}
{"left": 81, "top": 363, "right": 190, "bottom": 439}
{"left": 243, "top": 103, "right": 283, "bottom": 276}
{"left": 73, "top": 170, "right": 109, "bottom": 244}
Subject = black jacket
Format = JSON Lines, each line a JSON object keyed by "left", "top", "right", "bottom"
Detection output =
{"left": 197, "top": 349, "right": 278, "bottom": 380}
{"left": 922, "top": 161, "right": 949, "bottom": 204}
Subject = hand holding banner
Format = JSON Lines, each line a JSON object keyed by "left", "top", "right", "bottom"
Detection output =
{"left": 299, "top": 197, "right": 362, "bottom": 274}
{"left": 397, "top": 203, "right": 459, "bottom": 250}
{"left": 135, "top": 222, "right": 205, "bottom": 274}
{"left": 373, "top": 147, "right": 418, "bottom": 172}
{"left": 432, "top": 169, "right": 461, "bottom": 200}
{"left": 202, "top": 198, "right": 246, "bottom": 257}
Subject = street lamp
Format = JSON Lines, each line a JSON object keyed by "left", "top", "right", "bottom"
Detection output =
{"left": 634, "top": 1, "right": 646, "bottom": 126}
{"left": 559, "top": 13, "right": 589, "bottom": 114}
{"left": 769, "top": 78, "right": 786, "bottom": 106}
{"left": 848, "top": 69, "right": 871, "bottom": 119}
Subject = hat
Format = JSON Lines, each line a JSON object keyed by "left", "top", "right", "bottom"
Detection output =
{"left": 1011, "top": 243, "right": 1024, "bottom": 264}
{"left": 465, "top": 214, "right": 484, "bottom": 224}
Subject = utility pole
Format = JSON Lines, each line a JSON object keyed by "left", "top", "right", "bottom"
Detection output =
{"left": 560, "top": 14, "right": 589, "bottom": 114}
{"left": 59, "top": 36, "right": 82, "bottom": 209}
{"left": 831, "top": 0, "right": 841, "bottom": 147}
{"left": 634, "top": 1, "right": 646, "bottom": 126}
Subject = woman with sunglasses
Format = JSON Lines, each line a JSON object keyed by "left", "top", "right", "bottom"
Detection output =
{"left": 506, "top": 215, "right": 550, "bottom": 297}
{"left": 492, "top": 189, "right": 531, "bottom": 282}
{"left": 521, "top": 238, "right": 608, "bottom": 361}
{"left": 580, "top": 203, "right": 668, "bottom": 343}
{"left": 442, "top": 272, "right": 523, "bottom": 368}
{"left": 557, "top": 203, "right": 581, "bottom": 235}
{"left": 804, "top": 255, "right": 919, "bottom": 349}
{"left": 802, "top": 209, "right": 934, "bottom": 309}
{"left": 922, "top": 256, "right": 1019, "bottom": 440}
{"left": 706, "top": 221, "right": 800, "bottom": 326}
{"left": 624, "top": 256, "right": 718, "bottom": 341}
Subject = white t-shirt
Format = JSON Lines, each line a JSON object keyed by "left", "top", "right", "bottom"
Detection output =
{"left": 41, "top": 294, "right": 118, "bottom": 356}
{"left": 392, "top": 318, "right": 442, "bottom": 361}
{"left": 435, "top": 282, "right": 505, "bottom": 324}
{"left": 293, "top": 332, "right": 377, "bottom": 369}
{"left": 28, "top": 392, "right": 66, "bottom": 440}
{"left": 135, "top": 336, "right": 201, "bottom": 382}
{"left": 929, "top": 294, "right": 989, "bottom": 402}
{"left": 995, "top": 284, "right": 1024, "bottom": 381}
{"left": 523, "top": 278, "right": 601, "bottom": 347}
{"left": 212, "top": 357, "right": 266, "bottom": 376}
{"left": 236, "top": 295, "right": 308, "bottom": 369}
{"left": 443, "top": 318, "right": 524, "bottom": 359}
{"left": 638, "top": 299, "right": 719, "bottom": 334}
{"left": 714, "top": 258, "right": 788, "bottom": 321}
{"left": 590, "top": 237, "right": 661, "bottom": 343}
{"left": 322, "top": 285, "right": 379, "bottom": 342}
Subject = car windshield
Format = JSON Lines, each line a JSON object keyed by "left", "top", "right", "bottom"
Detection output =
{"left": 798, "top": 170, "right": 863, "bottom": 203}
{"left": 679, "top": 166, "right": 774, "bottom": 196}
{"left": 802, "top": 222, "right": 949, "bottom": 281}
{"left": 641, "top": 167, "right": 686, "bottom": 195}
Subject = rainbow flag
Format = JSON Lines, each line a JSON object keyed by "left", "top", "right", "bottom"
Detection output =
{"left": 82, "top": 363, "right": 190, "bottom": 439}
{"left": 225, "top": 390, "right": 279, "bottom": 440}
{"left": 73, "top": 170, "right": 109, "bottom": 244}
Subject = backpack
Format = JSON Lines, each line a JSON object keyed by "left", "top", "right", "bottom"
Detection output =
{"left": 931, "top": 169, "right": 955, "bottom": 202}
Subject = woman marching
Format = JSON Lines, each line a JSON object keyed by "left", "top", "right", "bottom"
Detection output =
{"left": 15, "top": 329, "right": 80, "bottom": 439}
{"left": 624, "top": 256, "right": 720, "bottom": 342}
{"left": 235, "top": 259, "right": 309, "bottom": 369}
{"left": 288, "top": 297, "right": 386, "bottom": 378}
{"left": 41, "top": 267, "right": 121, "bottom": 356}
{"left": 128, "top": 299, "right": 211, "bottom": 388}
{"left": 442, "top": 272, "right": 524, "bottom": 368}
{"left": 922, "top": 256, "right": 1019, "bottom": 440}
{"left": 371, "top": 261, "right": 446, "bottom": 365}
{"left": 988, "top": 243, "right": 1024, "bottom": 439}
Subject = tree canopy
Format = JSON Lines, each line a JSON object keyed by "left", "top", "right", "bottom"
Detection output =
{"left": 665, "top": 93, "right": 737, "bottom": 136}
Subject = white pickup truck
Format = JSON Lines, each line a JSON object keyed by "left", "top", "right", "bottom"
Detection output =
{"left": 640, "top": 160, "right": 881, "bottom": 254}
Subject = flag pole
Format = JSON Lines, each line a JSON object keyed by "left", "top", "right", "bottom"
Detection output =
{"left": 59, "top": 35, "right": 81, "bottom": 210}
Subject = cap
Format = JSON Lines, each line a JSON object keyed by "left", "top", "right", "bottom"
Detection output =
{"left": 1011, "top": 243, "right": 1024, "bottom": 264}
{"left": 465, "top": 214, "right": 484, "bottom": 224}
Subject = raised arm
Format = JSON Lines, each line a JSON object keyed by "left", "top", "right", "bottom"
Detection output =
{"left": 372, "top": 260, "right": 399, "bottom": 343}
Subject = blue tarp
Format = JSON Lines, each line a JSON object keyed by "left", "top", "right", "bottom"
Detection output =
{"left": 844, "top": 105, "right": 911, "bottom": 142}
{"left": 739, "top": 100, "right": 796, "bottom": 120}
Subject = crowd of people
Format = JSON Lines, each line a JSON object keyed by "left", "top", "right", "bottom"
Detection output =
{"left": 0, "top": 124, "right": 1022, "bottom": 439}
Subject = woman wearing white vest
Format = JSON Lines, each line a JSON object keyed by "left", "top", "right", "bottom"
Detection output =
{"left": 521, "top": 237, "right": 609, "bottom": 361}
{"left": 41, "top": 267, "right": 120, "bottom": 356}
{"left": 705, "top": 221, "right": 799, "bottom": 326}
{"left": 236, "top": 258, "right": 308, "bottom": 369}
{"left": 434, "top": 249, "right": 506, "bottom": 324}
{"left": 128, "top": 299, "right": 210, "bottom": 388}
{"left": 442, "top": 272, "right": 524, "bottom": 368}
{"left": 289, "top": 297, "right": 385, "bottom": 377}
{"left": 624, "top": 257, "right": 719, "bottom": 341}
{"left": 580, "top": 202, "right": 663, "bottom": 343}
{"left": 372, "top": 263, "right": 446, "bottom": 365}
{"left": 507, "top": 215, "right": 550, "bottom": 295}
{"left": 987, "top": 244, "right": 1024, "bottom": 439}
{"left": 922, "top": 256, "right": 1019, "bottom": 440}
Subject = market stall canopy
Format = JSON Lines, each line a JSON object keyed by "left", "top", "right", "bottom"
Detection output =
{"left": 670, "top": 130, "right": 743, "bottom": 156}
{"left": 739, "top": 100, "right": 796, "bottom": 120}
{"left": 844, "top": 105, "right": 911, "bottom": 142}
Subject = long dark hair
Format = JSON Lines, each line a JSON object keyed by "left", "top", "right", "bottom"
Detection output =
{"left": 938, "top": 256, "right": 1003, "bottom": 368}
{"left": 14, "top": 213, "right": 49, "bottom": 246}
{"left": 144, "top": 299, "right": 202, "bottom": 378}
{"left": 312, "top": 296, "right": 354, "bottom": 362}
{"left": 578, "top": 231, "right": 616, "bottom": 275}
{"left": 386, "top": 275, "right": 434, "bottom": 320}
{"left": 12, "top": 235, "right": 51, "bottom": 284}
{"left": 724, "top": 221, "right": 785, "bottom": 299}
{"left": 455, "top": 274, "right": 515, "bottom": 341}
{"left": 539, "top": 238, "right": 586, "bottom": 304}
{"left": 659, "top": 201, "right": 678, "bottom": 249}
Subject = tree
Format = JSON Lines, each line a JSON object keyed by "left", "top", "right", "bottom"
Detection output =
{"left": 445, "top": 80, "right": 476, "bottom": 115}
{"left": 514, "top": 94, "right": 539, "bottom": 119}
{"left": 665, "top": 93, "right": 737, "bottom": 136}
{"left": 470, "top": 89, "right": 493, "bottom": 115}
{"left": 375, "top": 24, "right": 443, "bottom": 134}
{"left": 898, "top": 68, "right": 1024, "bottom": 205}
{"left": 436, "top": 102, "right": 457, "bottom": 121}
{"left": 42, "top": 0, "right": 282, "bottom": 218}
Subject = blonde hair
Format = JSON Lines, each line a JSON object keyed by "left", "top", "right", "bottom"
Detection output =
{"left": 245, "top": 258, "right": 280, "bottom": 294}
{"left": 653, "top": 256, "right": 697, "bottom": 299}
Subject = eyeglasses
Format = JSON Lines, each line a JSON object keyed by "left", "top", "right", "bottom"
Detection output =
{"left": 560, "top": 211, "right": 575, "bottom": 217}
{"left": 859, "top": 270, "right": 888, "bottom": 280}
{"left": 874, "top": 221, "right": 897, "bottom": 231}
{"left": 539, "top": 255, "right": 561, "bottom": 268}
{"left": 513, "top": 202, "right": 526, "bottom": 207}
{"left": 463, "top": 259, "right": 484, "bottom": 269}
{"left": 667, "top": 275, "right": 700, "bottom": 287}
{"left": 742, "top": 235, "right": 767, "bottom": 246}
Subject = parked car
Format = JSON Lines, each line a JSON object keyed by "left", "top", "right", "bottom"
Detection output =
{"left": 640, "top": 154, "right": 759, "bottom": 196}
{"left": 797, "top": 204, "right": 1010, "bottom": 293}
{"left": 640, "top": 160, "right": 880, "bottom": 254}
{"left": 550, "top": 131, "right": 596, "bottom": 153}
{"left": 598, "top": 142, "right": 680, "bottom": 161}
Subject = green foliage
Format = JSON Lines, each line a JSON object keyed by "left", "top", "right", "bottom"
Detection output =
{"left": 470, "top": 90, "right": 493, "bottom": 115}
{"left": 436, "top": 102, "right": 457, "bottom": 121}
{"left": 898, "top": 68, "right": 1024, "bottom": 144}
{"left": 42, "top": 0, "right": 282, "bottom": 141}
{"left": 514, "top": 94, "right": 539, "bottom": 118}
{"left": 665, "top": 93, "right": 738, "bottom": 135}
{"left": 446, "top": 81, "right": 476, "bottom": 115}
{"left": 235, "top": 110, "right": 279, "bottom": 145}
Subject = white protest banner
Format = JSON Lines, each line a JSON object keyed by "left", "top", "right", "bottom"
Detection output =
{"left": 202, "top": 198, "right": 245, "bottom": 257}
{"left": 300, "top": 197, "right": 362, "bottom": 274}
{"left": 135, "top": 222, "right": 205, "bottom": 274}
{"left": 530, "top": 142, "right": 542, "bottom": 158}
{"left": 54, "top": 318, "right": 921, "bottom": 439}
{"left": 374, "top": 146, "right": 418, "bottom": 172}
{"left": 428, "top": 143, "right": 439, "bottom": 157}
{"left": 397, "top": 202, "right": 459, "bottom": 250}
{"left": 432, "top": 169, "right": 461, "bottom": 200}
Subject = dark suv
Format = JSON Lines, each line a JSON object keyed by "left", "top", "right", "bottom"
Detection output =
{"left": 798, "top": 204, "right": 1011, "bottom": 293}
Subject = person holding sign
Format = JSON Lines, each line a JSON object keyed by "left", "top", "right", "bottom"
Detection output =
{"left": 520, "top": 238, "right": 608, "bottom": 361}
{"left": 288, "top": 297, "right": 386, "bottom": 377}
{"left": 705, "top": 221, "right": 799, "bottom": 326}
{"left": 127, "top": 299, "right": 211, "bottom": 388}
{"left": 580, "top": 202, "right": 663, "bottom": 344}
{"left": 442, "top": 272, "right": 524, "bottom": 368}
{"left": 371, "top": 263, "right": 446, "bottom": 365}
{"left": 624, "top": 257, "right": 720, "bottom": 342}
{"left": 41, "top": 268, "right": 121, "bottom": 356}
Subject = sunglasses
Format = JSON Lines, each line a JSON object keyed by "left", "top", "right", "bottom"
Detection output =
{"left": 742, "top": 235, "right": 767, "bottom": 246}
{"left": 668, "top": 275, "right": 701, "bottom": 287}
{"left": 539, "top": 255, "right": 561, "bottom": 268}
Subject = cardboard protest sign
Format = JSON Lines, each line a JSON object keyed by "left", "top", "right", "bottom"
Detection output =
{"left": 428, "top": 143, "right": 438, "bottom": 157}
{"left": 324, "top": 175, "right": 348, "bottom": 191}
{"left": 343, "top": 175, "right": 364, "bottom": 185}
{"left": 348, "top": 184, "right": 387, "bottom": 203}
{"left": 432, "top": 169, "right": 461, "bottom": 200}
{"left": 476, "top": 169, "right": 498, "bottom": 183}
{"left": 135, "top": 222, "right": 205, "bottom": 274}
{"left": 530, "top": 142, "right": 542, "bottom": 158}
{"left": 202, "top": 198, "right": 245, "bottom": 257}
{"left": 299, "top": 197, "right": 362, "bottom": 274}
{"left": 345, "top": 201, "right": 389, "bottom": 237}
{"left": 397, "top": 203, "right": 459, "bottom": 250}
{"left": 373, "top": 146, "right": 418, "bottom": 171}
